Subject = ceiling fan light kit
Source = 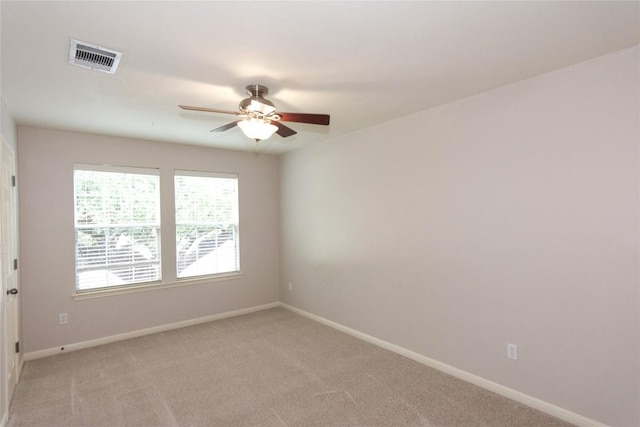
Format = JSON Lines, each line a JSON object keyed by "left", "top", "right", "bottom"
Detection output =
{"left": 237, "top": 119, "right": 278, "bottom": 141}
{"left": 179, "top": 84, "right": 330, "bottom": 143}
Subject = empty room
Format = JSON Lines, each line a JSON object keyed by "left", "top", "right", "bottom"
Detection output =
{"left": 0, "top": 1, "right": 638, "bottom": 426}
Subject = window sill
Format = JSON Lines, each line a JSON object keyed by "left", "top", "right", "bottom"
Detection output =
{"left": 71, "top": 272, "right": 243, "bottom": 301}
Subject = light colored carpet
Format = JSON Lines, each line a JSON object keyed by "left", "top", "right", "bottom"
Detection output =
{"left": 8, "top": 307, "right": 572, "bottom": 426}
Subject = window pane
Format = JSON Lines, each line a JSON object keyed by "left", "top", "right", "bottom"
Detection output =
{"left": 175, "top": 172, "right": 239, "bottom": 278}
{"left": 74, "top": 166, "right": 161, "bottom": 291}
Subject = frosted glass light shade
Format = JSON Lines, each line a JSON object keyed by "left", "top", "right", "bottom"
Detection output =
{"left": 238, "top": 119, "right": 278, "bottom": 141}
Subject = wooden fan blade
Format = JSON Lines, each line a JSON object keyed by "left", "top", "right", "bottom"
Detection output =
{"left": 274, "top": 122, "right": 297, "bottom": 138}
{"left": 210, "top": 121, "right": 240, "bottom": 133}
{"left": 179, "top": 105, "right": 239, "bottom": 115}
{"left": 278, "top": 113, "right": 330, "bottom": 126}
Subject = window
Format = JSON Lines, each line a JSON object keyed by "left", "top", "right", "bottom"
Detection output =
{"left": 73, "top": 166, "right": 240, "bottom": 294}
{"left": 74, "top": 165, "right": 161, "bottom": 291}
{"left": 175, "top": 171, "right": 239, "bottom": 279}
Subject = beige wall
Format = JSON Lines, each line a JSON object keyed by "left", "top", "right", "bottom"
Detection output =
{"left": 17, "top": 128, "right": 280, "bottom": 353}
{"left": 280, "top": 46, "right": 639, "bottom": 426}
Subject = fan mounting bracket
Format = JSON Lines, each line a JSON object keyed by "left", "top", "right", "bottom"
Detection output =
{"left": 246, "top": 84, "right": 269, "bottom": 97}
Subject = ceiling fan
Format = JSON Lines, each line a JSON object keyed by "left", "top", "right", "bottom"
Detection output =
{"left": 179, "top": 84, "right": 330, "bottom": 142}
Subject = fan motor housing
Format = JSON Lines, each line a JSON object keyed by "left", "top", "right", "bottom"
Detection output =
{"left": 239, "top": 84, "right": 276, "bottom": 114}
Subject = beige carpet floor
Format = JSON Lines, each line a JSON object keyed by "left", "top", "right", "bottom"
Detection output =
{"left": 8, "top": 307, "right": 572, "bottom": 426}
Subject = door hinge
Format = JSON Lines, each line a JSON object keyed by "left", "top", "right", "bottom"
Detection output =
{"left": 13, "top": 259, "right": 18, "bottom": 270}
{"left": 15, "top": 342, "right": 19, "bottom": 353}
{"left": 11, "top": 175, "right": 16, "bottom": 187}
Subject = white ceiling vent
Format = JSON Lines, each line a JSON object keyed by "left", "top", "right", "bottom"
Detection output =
{"left": 69, "top": 39, "right": 122, "bottom": 74}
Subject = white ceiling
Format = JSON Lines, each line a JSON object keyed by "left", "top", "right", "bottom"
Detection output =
{"left": 1, "top": 1, "right": 638, "bottom": 155}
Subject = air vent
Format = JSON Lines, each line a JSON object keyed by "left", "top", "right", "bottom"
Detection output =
{"left": 69, "top": 39, "right": 122, "bottom": 74}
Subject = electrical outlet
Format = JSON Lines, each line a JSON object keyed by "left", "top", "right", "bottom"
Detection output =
{"left": 507, "top": 343, "right": 518, "bottom": 360}
{"left": 288, "top": 282, "right": 292, "bottom": 291}
{"left": 59, "top": 313, "right": 68, "bottom": 325}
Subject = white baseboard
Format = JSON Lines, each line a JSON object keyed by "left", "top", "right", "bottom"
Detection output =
{"left": 279, "top": 303, "right": 607, "bottom": 427}
{"left": 24, "top": 302, "right": 280, "bottom": 361}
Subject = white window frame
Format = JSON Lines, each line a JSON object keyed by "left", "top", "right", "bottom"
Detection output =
{"left": 71, "top": 165, "right": 243, "bottom": 300}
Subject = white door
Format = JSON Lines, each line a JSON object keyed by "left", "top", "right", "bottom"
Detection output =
{"left": 1, "top": 139, "right": 20, "bottom": 405}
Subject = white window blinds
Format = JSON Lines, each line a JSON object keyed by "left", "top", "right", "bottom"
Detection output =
{"left": 174, "top": 171, "right": 239, "bottom": 279}
{"left": 74, "top": 165, "right": 161, "bottom": 291}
